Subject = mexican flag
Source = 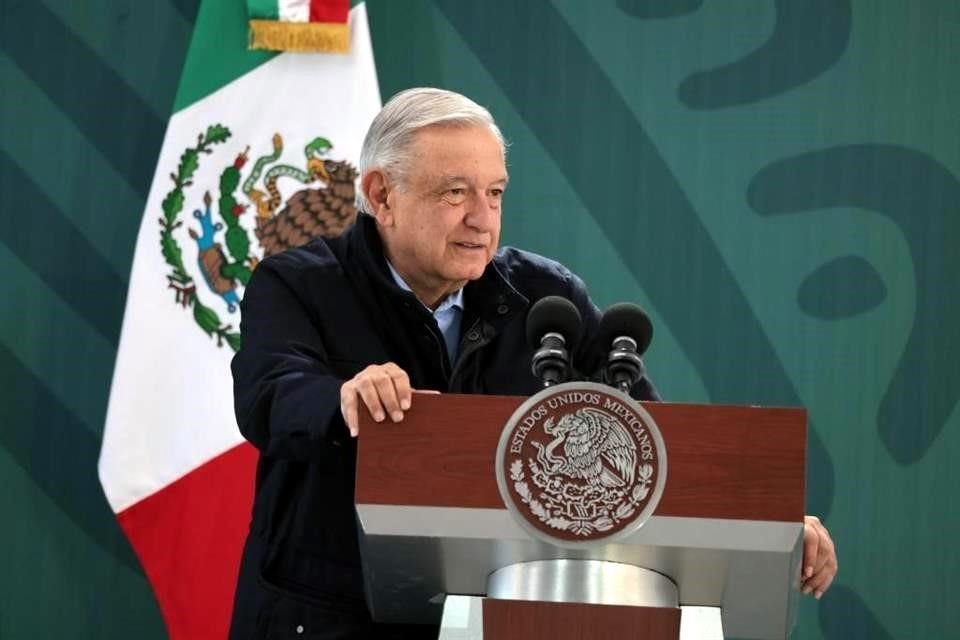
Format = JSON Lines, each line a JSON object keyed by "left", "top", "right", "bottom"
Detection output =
{"left": 97, "top": 1, "right": 380, "bottom": 637}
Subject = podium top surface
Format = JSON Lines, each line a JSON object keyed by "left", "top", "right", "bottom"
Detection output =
{"left": 356, "top": 394, "right": 806, "bottom": 523}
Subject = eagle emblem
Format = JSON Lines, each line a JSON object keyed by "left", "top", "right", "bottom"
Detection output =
{"left": 496, "top": 383, "right": 666, "bottom": 545}
{"left": 535, "top": 408, "right": 639, "bottom": 489}
{"left": 159, "top": 125, "right": 358, "bottom": 349}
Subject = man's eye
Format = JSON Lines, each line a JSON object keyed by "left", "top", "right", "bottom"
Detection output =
{"left": 442, "top": 188, "right": 467, "bottom": 204}
{"left": 490, "top": 188, "right": 504, "bottom": 198}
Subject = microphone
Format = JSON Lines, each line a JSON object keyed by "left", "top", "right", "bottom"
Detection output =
{"left": 526, "top": 296, "right": 583, "bottom": 388}
{"left": 597, "top": 303, "right": 653, "bottom": 393}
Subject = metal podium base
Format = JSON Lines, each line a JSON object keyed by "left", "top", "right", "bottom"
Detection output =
{"left": 487, "top": 559, "right": 678, "bottom": 608}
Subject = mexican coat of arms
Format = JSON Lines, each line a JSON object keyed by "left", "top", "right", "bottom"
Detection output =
{"left": 159, "top": 125, "right": 358, "bottom": 350}
{"left": 496, "top": 382, "right": 667, "bottom": 546}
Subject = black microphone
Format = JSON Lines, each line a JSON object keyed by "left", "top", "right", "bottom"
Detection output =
{"left": 597, "top": 303, "right": 653, "bottom": 393}
{"left": 526, "top": 296, "right": 583, "bottom": 388}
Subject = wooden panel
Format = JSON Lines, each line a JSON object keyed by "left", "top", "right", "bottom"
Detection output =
{"left": 356, "top": 394, "right": 806, "bottom": 522}
{"left": 482, "top": 599, "right": 680, "bottom": 640}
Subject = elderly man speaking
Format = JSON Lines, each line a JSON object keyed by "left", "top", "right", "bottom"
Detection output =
{"left": 228, "top": 88, "right": 836, "bottom": 639}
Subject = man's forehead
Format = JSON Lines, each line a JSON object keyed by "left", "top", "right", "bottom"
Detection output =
{"left": 410, "top": 123, "right": 502, "bottom": 154}
{"left": 405, "top": 126, "right": 508, "bottom": 185}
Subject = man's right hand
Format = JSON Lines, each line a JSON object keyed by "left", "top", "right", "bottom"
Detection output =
{"left": 339, "top": 362, "right": 417, "bottom": 437}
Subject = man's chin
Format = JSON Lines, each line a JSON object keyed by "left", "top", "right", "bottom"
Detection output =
{"left": 444, "top": 268, "right": 484, "bottom": 287}
{"left": 446, "top": 257, "right": 491, "bottom": 281}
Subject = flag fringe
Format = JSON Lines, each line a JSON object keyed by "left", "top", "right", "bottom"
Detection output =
{"left": 248, "top": 19, "right": 349, "bottom": 53}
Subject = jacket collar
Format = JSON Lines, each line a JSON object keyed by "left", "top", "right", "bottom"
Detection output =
{"left": 348, "top": 213, "right": 421, "bottom": 308}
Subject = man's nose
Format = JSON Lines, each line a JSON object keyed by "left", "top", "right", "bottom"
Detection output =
{"left": 464, "top": 190, "right": 499, "bottom": 230}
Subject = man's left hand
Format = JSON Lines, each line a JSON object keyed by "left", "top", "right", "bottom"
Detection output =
{"left": 801, "top": 515, "right": 837, "bottom": 599}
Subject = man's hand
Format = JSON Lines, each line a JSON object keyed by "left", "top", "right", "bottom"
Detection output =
{"left": 801, "top": 515, "right": 837, "bottom": 599}
{"left": 340, "top": 363, "right": 432, "bottom": 437}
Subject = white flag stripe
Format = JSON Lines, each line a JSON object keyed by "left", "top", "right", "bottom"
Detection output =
{"left": 278, "top": 0, "right": 310, "bottom": 23}
{"left": 99, "top": 3, "right": 380, "bottom": 514}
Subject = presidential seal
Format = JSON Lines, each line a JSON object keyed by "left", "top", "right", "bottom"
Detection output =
{"left": 495, "top": 382, "right": 667, "bottom": 546}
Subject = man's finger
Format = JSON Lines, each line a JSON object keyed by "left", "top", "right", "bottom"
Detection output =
{"left": 800, "top": 515, "right": 838, "bottom": 598}
{"left": 372, "top": 371, "right": 405, "bottom": 422}
{"left": 340, "top": 383, "right": 360, "bottom": 437}
{"left": 803, "top": 521, "right": 821, "bottom": 580}
{"left": 807, "top": 531, "right": 837, "bottom": 596}
{"left": 803, "top": 556, "right": 836, "bottom": 598}
{"left": 384, "top": 363, "right": 413, "bottom": 410}
{"left": 814, "top": 571, "right": 836, "bottom": 600}
{"left": 804, "top": 569, "right": 833, "bottom": 597}
{"left": 355, "top": 377, "right": 387, "bottom": 423}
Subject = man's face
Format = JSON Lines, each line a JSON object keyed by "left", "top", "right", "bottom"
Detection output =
{"left": 376, "top": 124, "right": 507, "bottom": 306}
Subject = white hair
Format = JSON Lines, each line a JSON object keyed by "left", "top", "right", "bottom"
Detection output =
{"left": 357, "top": 87, "right": 506, "bottom": 213}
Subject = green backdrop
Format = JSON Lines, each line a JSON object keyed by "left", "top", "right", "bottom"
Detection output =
{"left": 1, "top": 1, "right": 957, "bottom": 637}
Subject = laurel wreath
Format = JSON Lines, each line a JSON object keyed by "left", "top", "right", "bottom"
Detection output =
{"left": 510, "top": 458, "right": 653, "bottom": 537}
{"left": 159, "top": 125, "right": 242, "bottom": 351}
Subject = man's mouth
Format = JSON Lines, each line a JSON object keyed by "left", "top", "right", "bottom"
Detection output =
{"left": 454, "top": 241, "right": 485, "bottom": 249}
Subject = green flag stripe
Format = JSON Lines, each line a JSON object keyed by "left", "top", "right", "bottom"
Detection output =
{"left": 174, "top": 0, "right": 275, "bottom": 112}
{"left": 247, "top": 0, "right": 279, "bottom": 20}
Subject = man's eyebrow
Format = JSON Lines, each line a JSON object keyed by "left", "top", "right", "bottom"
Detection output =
{"left": 433, "top": 174, "right": 509, "bottom": 188}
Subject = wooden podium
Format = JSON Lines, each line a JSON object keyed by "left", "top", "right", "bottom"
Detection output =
{"left": 355, "top": 393, "right": 806, "bottom": 639}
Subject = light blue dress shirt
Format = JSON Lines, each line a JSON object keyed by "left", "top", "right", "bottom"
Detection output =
{"left": 387, "top": 261, "right": 465, "bottom": 363}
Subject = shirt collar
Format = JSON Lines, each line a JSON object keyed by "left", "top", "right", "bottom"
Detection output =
{"left": 386, "top": 260, "right": 464, "bottom": 314}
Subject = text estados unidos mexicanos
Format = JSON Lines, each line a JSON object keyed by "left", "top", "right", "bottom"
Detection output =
{"left": 509, "top": 392, "right": 653, "bottom": 461}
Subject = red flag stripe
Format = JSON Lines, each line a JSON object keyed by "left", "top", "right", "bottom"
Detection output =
{"left": 310, "top": 0, "right": 349, "bottom": 23}
{"left": 117, "top": 443, "right": 258, "bottom": 639}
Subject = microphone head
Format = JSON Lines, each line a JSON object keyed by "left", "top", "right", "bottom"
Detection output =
{"left": 598, "top": 303, "right": 653, "bottom": 355}
{"left": 526, "top": 296, "right": 583, "bottom": 349}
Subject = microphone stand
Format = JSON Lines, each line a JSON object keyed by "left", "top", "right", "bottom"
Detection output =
{"left": 532, "top": 331, "right": 571, "bottom": 387}
{"left": 607, "top": 336, "right": 643, "bottom": 394}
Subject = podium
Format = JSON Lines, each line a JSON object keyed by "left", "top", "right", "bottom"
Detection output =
{"left": 355, "top": 393, "right": 806, "bottom": 639}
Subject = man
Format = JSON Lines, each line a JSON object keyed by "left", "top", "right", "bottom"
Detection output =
{"left": 229, "top": 88, "right": 836, "bottom": 639}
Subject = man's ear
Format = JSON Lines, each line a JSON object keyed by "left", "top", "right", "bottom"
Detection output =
{"left": 362, "top": 170, "right": 393, "bottom": 226}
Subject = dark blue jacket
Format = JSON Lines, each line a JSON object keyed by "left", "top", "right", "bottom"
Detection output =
{"left": 229, "top": 214, "right": 657, "bottom": 638}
